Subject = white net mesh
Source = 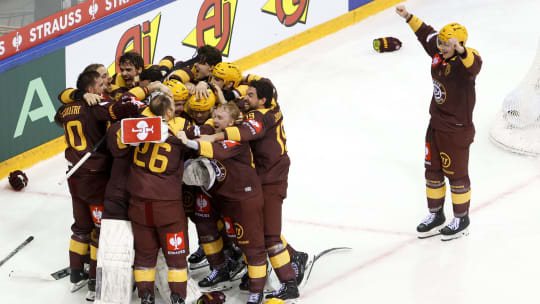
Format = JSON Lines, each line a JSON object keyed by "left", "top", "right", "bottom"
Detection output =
{"left": 489, "top": 39, "right": 540, "bottom": 156}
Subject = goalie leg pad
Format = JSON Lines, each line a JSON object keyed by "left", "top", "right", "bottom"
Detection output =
{"left": 95, "top": 219, "right": 135, "bottom": 304}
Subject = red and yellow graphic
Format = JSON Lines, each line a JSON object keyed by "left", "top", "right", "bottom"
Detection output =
{"left": 109, "top": 13, "right": 162, "bottom": 75}
{"left": 182, "top": 0, "right": 238, "bottom": 56}
{"left": 262, "top": 0, "right": 309, "bottom": 27}
{"left": 90, "top": 205, "right": 104, "bottom": 224}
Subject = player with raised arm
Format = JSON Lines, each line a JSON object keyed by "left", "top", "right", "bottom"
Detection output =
{"left": 396, "top": 5, "right": 482, "bottom": 240}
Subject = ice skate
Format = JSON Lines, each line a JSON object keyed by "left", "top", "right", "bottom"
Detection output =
{"left": 416, "top": 209, "right": 446, "bottom": 238}
{"left": 440, "top": 215, "right": 470, "bottom": 241}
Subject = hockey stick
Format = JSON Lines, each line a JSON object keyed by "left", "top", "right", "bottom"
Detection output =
{"left": 9, "top": 266, "right": 70, "bottom": 281}
{"left": 0, "top": 236, "right": 34, "bottom": 268}
{"left": 58, "top": 135, "right": 106, "bottom": 186}
{"left": 300, "top": 247, "right": 352, "bottom": 289}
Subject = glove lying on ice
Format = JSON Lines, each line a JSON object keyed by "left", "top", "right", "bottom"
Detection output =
{"left": 373, "top": 37, "right": 402, "bottom": 53}
{"left": 9, "top": 170, "right": 28, "bottom": 191}
{"left": 197, "top": 291, "right": 226, "bottom": 304}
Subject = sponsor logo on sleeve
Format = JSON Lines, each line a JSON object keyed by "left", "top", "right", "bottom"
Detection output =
{"left": 425, "top": 142, "right": 431, "bottom": 165}
{"left": 243, "top": 119, "right": 262, "bottom": 135}
{"left": 220, "top": 140, "right": 241, "bottom": 149}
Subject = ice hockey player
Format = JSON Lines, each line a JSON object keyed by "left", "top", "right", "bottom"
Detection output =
{"left": 396, "top": 5, "right": 482, "bottom": 240}
{"left": 54, "top": 70, "right": 139, "bottom": 300}
{"left": 178, "top": 102, "right": 268, "bottom": 304}
{"left": 199, "top": 80, "right": 309, "bottom": 302}
{"left": 125, "top": 94, "right": 190, "bottom": 304}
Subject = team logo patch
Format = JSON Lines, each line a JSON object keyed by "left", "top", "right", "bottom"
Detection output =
{"left": 440, "top": 152, "right": 451, "bottom": 168}
{"left": 432, "top": 79, "right": 447, "bottom": 104}
{"left": 195, "top": 193, "right": 210, "bottom": 214}
{"left": 211, "top": 159, "right": 227, "bottom": 182}
{"left": 223, "top": 217, "right": 236, "bottom": 237}
{"left": 167, "top": 232, "right": 185, "bottom": 251}
{"left": 91, "top": 206, "right": 103, "bottom": 224}
{"left": 234, "top": 222, "right": 244, "bottom": 239}
{"left": 183, "top": 191, "right": 194, "bottom": 209}
{"left": 425, "top": 143, "right": 431, "bottom": 161}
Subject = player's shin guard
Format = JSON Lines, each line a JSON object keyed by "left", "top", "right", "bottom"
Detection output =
{"left": 450, "top": 176, "right": 471, "bottom": 217}
{"left": 168, "top": 268, "right": 187, "bottom": 300}
{"left": 134, "top": 268, "right": 155, "bottom": 298}
{"left": 267, "top": 243, "right": 295, "bottom": 283}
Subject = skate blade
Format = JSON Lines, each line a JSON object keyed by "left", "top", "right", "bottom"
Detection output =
{"left": 441, "top": 228, "right": 469, "bottom": 241}
{"left": 417, "top": 223, "right": 446, "bottom": 239}
{"left": 71, "top": 279, "right": 89, "bottom": 293}
{"left": 189, "top": 258, "right": 209, "bottom": 270}
{"left": 229, "top": 263, "right": 247, "bottom": 281}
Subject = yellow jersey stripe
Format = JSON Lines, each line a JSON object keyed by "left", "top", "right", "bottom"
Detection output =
{"left": 134, "top": 269, "right": 155, "bottom": 282}
{"left": 199, "top": 141, "right": 214, "bottom": 159}
{"left": 225, "top": 127, "right": 241, "bottom": 142}
{"left": 248, "top": 264, "right": 267, "bottom": 279}
{"left": 408, "top": 15, "right": 423, "bottom": 32}
{"left": 69, "top": 239, "right": 89, "bottom": 256}
{"left": 168, "top": 269, "right": 188, "bottom": 283}
{"left": 426, "top": 184, "right": 446, "bottom": 199}
{"left": 202, "top": 238, "right": 224, "bottom": 256}
{"left": 269, "top": 250, "right": 291, "bottom": 270}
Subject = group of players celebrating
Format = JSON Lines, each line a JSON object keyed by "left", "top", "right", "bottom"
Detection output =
{"left": 55, "top": 46, "right": 309, "bottom": 304}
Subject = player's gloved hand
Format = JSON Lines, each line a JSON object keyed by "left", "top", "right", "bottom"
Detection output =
{"left": 9, "top": 170, "right": 28, "bottom": 191}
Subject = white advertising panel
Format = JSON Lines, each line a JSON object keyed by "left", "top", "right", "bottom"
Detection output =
{"left": 65, "top": 0, "right": 348, "bottom": 86}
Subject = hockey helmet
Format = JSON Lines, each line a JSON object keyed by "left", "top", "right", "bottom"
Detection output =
{"left": 164, "top": 79, "right": 189, "bottom": 101}
{"left": 187, "top": 90, "right": 216, "bottom": 112}
{"left": 212, "top": 62, "right": 242, "bottom": 88}
{"left": 438, "top": 23, "right": 468, "bottom": 46}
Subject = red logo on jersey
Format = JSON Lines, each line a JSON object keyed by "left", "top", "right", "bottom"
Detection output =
{"left": 432, "top": 53, "right": 441, "bottom": 67}
{"left": 167, "top": 232, "right": 185, "bottom": 251}
{"left": 121, "top": 117, "right": 162, "bottom": 144}
{"left": 222, "top": 140, "right": 240, "bottom": 148}
{"left": 195, "top": 193, "right": 210, "bottom": 214}
{"left": 90, "top": 206, "right": 104, "bottom": 224}
{"left": 223, "top": 217, "right": 236, "bottom": 236}
{"left": 246, "top": 119, "right": 262, "bottom": 133}
{"left": 425, "top": 142, "right": 431, "bottom": 161}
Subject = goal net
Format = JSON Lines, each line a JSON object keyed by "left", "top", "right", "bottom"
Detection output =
{"left": 489, "top": 39, "right": 540, "bottom": 156}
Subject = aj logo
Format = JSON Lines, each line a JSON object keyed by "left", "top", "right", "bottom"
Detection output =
{"left": 12, "top": 32, "right": 22, "bottom": 51}
{"left": 132, "top": 120, "right": 154, "bottom": 141}
{"left": 262, "top": 0, "right": 309, "bottom": 27}
{"left": 89, "top": 0, "right": 98, "bottom": 20}
{"left": 109, "top": 13, "right": 162, "bottom": 75}
{"left": 440, "top": 152, "right": 451, "bottom": 168}
{"left": 183, "top": 0, "right": 238, "bottom": 56}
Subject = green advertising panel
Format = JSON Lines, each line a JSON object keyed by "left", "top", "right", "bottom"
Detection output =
{"left": 0, "top": 49, "right": 65, "bottom": 163}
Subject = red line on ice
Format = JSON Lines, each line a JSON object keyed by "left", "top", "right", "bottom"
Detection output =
{"left": 300, "top": 173, "right": 540, "bottom": 299}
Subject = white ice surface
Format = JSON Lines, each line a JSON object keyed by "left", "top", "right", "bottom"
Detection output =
{"left": 3, "top": 0, "right": 540, "bottom": 303}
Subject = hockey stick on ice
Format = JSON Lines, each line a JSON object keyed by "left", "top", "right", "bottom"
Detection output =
{"left": 58, "top": 135, "right": 106, "bottom": 186}
{"left": 9, "top": 266, "right": 70, "bottom": 281}
{"left": 0, "top": 236, "right": 34, "bottom": 268}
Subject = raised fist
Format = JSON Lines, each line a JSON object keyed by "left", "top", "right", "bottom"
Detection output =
{"left": 8, "top": 170, "right": 28, "bottom": 191}
{"left": 396, "top": 5, "right": 409, "bottom": 19}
